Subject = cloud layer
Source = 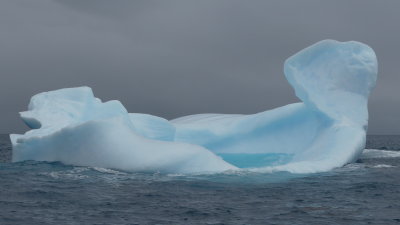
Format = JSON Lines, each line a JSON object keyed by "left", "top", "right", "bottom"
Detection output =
{"left": 1, "top": 0, "right": 399, "bottom": 134}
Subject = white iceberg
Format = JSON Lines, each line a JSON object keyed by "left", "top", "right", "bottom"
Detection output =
{"left": 11, "top": 40, "right": 378, "bottom": 174}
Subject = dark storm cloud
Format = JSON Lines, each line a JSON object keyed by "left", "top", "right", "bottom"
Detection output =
{"left": 0, "top": 0, "right": 399, "bottom": 134}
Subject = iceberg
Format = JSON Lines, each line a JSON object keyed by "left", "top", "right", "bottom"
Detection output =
{"left": 11, "top": 40, "right": 378, "bottom": 174}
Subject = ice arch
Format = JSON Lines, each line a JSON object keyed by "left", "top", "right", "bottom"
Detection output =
{"left": 11, "top": 40, "right": 378, "bottom": 174}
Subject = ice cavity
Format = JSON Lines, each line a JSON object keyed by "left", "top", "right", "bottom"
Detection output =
{"left": 11, "top": 40, "right": 378, "bottom": 174}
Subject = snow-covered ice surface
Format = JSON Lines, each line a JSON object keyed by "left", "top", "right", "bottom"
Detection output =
{"left": 10, "top": 40, "right": 378, "bottom": 174}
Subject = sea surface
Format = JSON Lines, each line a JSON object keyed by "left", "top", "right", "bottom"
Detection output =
{"left": 1, "top": 134, "right": 400, "bottom": 225}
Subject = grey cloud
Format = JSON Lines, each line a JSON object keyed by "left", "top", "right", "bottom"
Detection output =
{"left": 0, "top": 0, "right": 399, "bottom": 134}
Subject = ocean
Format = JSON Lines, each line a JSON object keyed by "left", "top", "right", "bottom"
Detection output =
{"left": 1, "top": 134, "right": 399, "bottom": 225}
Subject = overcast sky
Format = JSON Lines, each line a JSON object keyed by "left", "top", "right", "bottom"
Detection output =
{"left": 0, "top": 0, "right": 399, "bottom": 134}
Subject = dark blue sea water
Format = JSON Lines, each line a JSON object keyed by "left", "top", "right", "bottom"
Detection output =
{"left": 1, "top": 135, "right": 400, "bottom": 225}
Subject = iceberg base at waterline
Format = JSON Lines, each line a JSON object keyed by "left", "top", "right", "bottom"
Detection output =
{"left": 11, "top": 40, "right": 378, "bottom": 174}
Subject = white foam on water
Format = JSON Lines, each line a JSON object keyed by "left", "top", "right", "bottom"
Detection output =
{"left": 91, "top": 167, "right": 127, "bottom": 175}
{"left": 361, "top": 149, "right": 400, "bottom": 159}
{"left": 370, "top": 164, "right": 395, "bottom": 168}
{"left": 43, "top": 167, "right": 90, "bottom": 180}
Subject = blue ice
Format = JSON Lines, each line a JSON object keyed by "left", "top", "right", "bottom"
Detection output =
{"left": 11, "top": 40, "right": 378, "bottom": 174}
